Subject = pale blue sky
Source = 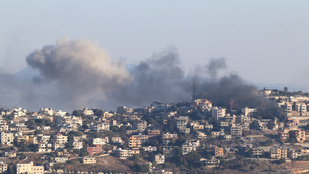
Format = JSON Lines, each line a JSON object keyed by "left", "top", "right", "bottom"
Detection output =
{"left": 1, "top": 1, "right": 309, "bottom": 88}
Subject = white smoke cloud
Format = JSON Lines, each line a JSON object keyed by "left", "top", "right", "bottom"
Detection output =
{"left": 26, "top": 38, "right": 132, "bottom": 109}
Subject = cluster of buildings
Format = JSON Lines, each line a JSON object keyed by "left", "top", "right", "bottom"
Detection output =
{"left": 1, "top": 88, "right": 309, "bottom": 173}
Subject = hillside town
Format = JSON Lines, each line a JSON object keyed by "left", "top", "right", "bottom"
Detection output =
{"left": 2, "top": 88, "right": 309, "bottom": 173}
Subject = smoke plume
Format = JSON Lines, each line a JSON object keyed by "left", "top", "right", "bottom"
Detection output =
{"left": 0, "top": 37, "right": 281, "bottom": 119}
{"left": 26, "top": 38, "right": 132, "bottom": 109}
{"left": 110, "top": 47, "right": 188, "bottom": 106}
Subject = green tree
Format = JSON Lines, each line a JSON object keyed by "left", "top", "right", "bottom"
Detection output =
{"left": 186, "top": 151, "right": 201, "bottom": 167}
{"left": 7, "top": 165, "right": 15, "bottom": 174}
{"left": 25, "top": 119, "right": 37, "bottom": 129}
{"left": 72, "top": 110, "right": 84, "bottom": 117}
{"left": 93, "top": 109, "right": 104, "bottom": 116}
{"left": 249, "top": 120, "right": 260, "bottom": 130}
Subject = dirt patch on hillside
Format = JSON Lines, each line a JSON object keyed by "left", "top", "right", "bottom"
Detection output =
{"left": 64, "top": 155, "right": 134, "bottom": 173}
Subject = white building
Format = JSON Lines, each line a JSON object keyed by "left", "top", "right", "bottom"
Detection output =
{"left": 16, "top": 161, "right": 44, "bottom": 174}
{"left": 212, "top": 107, "right": 226, "bottom": 119}
{"left": 83, "top": 156, "right": 96, "bottom": 164}
{"left": 83, "top": 108, "right": 94, "bottom": 116}
{"left": 175, "top": 116, "right": 188, "bottom": 129}
{"left": 155, "top": 154, "right": 165, "bottom": 164}
{"left": 93, "top": 137, "right": 109, "bottom": 145}
{"left": 241, "top": 107, "right": 257, "bottom": 117}
{"left": 0, "top": 132, "right": 14, "bottom": 146}
{"left": 0, "top": 161, "right": 7, "bottom": 173}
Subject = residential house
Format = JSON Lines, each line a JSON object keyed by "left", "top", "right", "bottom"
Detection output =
{"left": 200, "top": 157, "right": 220, "bottom": 168}
{"left": 39, "top": 108, "right": 54, "bottom": 116}
{"left": 182, "top": 140, "right": 200, "bottom": 155}
{"left": 0, "top": 125, "right": 8, "bottom": 131}
{"left": 83, "top": 156, "right": 96, "bottom": 164}
{"left": 38, "top": 143, "right": 53, "bottom": 152}
{"left": 148, "top": 129, "right": 161, "bottom": 137}
{"left": 155, "top": 154, "right": 165, "bottom": 164}
{"left": 111, "top": 137, "right": 123, "bottom": 144}
{"left": 54, "top": 157, "right": 68, "bottom": 163}
{"left": 211, "top": 129, "right": 225, "bottom": 138}
{"left": 83, "top": 108, "right": 94, "bottom": 116}
{"left": 93, "top": 137, "right": 109, "bottom": 145}
{"left": 196, "top": 131, "right": 207, "bottom": 139}
{"left": 143, "top": 146, "right": 157, "bottom": 152}
{"left": 73, "top": 141, "right": 83, "bottom": 150}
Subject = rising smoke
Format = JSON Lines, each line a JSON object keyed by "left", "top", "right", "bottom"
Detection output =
{"left": 21, "top": 38, "right": 283, "bottom": 118}
{"left": 26, "top": 38, "right": 132, "bottom": 109}
{"left": 110, "top": 47, "right": 189, "bottom": 106}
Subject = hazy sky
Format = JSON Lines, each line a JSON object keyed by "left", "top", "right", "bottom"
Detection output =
{"left": 1, "top": 1, "right": 309, "bottom": 87}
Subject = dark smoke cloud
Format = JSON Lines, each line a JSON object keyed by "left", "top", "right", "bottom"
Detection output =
{"left": 204, "top": 57, "right": 227, "bottom": 79}
{"left": 26, "top": 38, "right": 132, "bottom": 109}
{"left": 193, "top": 57, "right": 227, "bottom": 79}
{"left": 109, "top": 47, "right": 189, "bottom": 106}
{"left": 108, "top": 47, "right": 283, "bottom": 119}
{"left": 0, "top": 38, "right": 282, "bottom": 119}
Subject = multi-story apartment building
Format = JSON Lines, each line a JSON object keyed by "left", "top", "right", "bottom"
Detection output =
{"left": 175, "top": 116, "right": 188, "bottom": 129}
{"left": 212, "top": 107, "right": 226, "bottom": 119}
{"left": 283, "top": 103, "right": 292, "bottom": 116}
{"left": 56, "top": 133, "right": 68, "bottom": 144}
{"left": 0, "top": 132, "right": 14, "bottom": 146}
{"left": 270, "top": 147, "right": 287, "bottom": 160}
{"left": 126, "top": 136, "right": 141, "bottom": 148}
{"left": 0, "top": 161, "right": 7, "bottom": 173}
{"left": 214, "top": 146, "right": 224, "bottom": 157}
{"left": 295, "top": 103, "right": 307, "bottom": 116}
{"left": 251, "top": 147, "right": 264, "bottom": 158}
{"left": 87, "top": 145, "right": 103, "bottom": 156}
{"left": 291, "top": 129, "right": 306, "bottom": 143}
{"left": 136, "top": 121, "right": 147, "bottom": 132}
{"left": 147, "top": 129, "right": 161, "bottom": 137}
{"left": 16, "top": 161, "right": 44, "bottom": 174}
{"left": 231, "top": 125, "right": 242, "bottom": 137}
{"left": 163, "top": 146, "right": 177, "bottom": 158}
